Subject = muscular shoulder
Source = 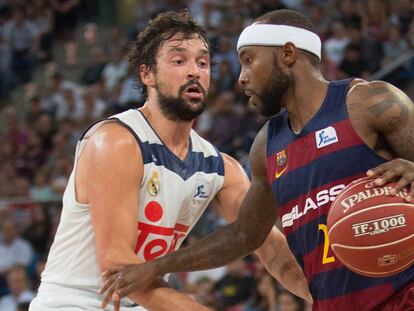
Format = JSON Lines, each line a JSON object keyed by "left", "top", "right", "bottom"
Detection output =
{"left": 346, "top": 79, "right": 413, "bottom": 132}
{"left": 85, "top": 122, "right": 140, "bottom": 154}
{"left": 76, "top": 121, "right": 143, "bottom": 203}
{"left": 83, "top": 121, "right": 143, "bottom": 171}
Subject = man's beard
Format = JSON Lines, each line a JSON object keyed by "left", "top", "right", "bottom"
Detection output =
{"left": 156, "top": 79, "right": 207, "bottom": 122}
{"left": 257, "top": 58, "right": 292, "bottom": 117}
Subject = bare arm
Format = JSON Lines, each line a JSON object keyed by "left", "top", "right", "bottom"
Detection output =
{"left": 104, "top": 123, "right": 279, "bottom": 301}
{"left": 215, "top": 153, "right": 311, "bottom": 302}
{"left": 153, "top": 124, "right": 277, "bottom": 273}
{"left": 82, "top": 123, "right": 208, "bottom": 310}
{"left": 347, "top": 80, "right": 414, "bottom": 198}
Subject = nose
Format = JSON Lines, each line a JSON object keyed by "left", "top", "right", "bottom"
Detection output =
{"left": 238, "top": 71, "right": 248, "bottom": 87}
{"left": 187, "top": 61, "right": 201, "bottom": 80}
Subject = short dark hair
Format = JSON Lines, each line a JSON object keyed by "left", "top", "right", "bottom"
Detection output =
{"left": 254, "top": 9, "right": 320, "bottom": 67}
{"left": 129, "top": 10, "right": 212, "bottom": 98}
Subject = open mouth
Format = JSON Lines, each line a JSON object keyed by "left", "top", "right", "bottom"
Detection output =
{"left": 184, "top": 84, "right": 204, "bottom": 99}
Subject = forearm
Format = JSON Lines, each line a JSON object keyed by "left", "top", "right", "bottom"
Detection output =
{"left": 128, "top": 279, "right": 209, "bottom": 310}
{"left": 255, "top": 231, "right": 312, "bottom": 303}
{"left": 154, "top": 221, "right": 265, "bottom": 275}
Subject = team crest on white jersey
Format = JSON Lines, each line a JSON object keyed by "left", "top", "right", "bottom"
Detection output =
{"left": 315, "top": 126, "right": 338, "bottom": 149}
{"left": 147, "top": 171, "right": 160, "bottom": 196}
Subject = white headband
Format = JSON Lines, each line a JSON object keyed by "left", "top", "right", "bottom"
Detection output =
{"left": 237, "top": 24, "right": 321, "bottom": 60}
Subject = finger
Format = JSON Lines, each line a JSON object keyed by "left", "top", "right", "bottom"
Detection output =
{"left": 374, "top": 168, "right": 404, "bottom": 187}
{"left": 367, "top": 163, "right": 391, "bottom": 178}
{"left": 99, "top": 274, "right": 117, "bottom": 294}
{"left": 116, "top": 282, "right": 137, "bottom": 299}
{"left": 114, "top": 298, "right": 120, "bottom": 311}
{"left": 101, "top": 267, "right": 122, "bottom": 278}
{"left": 391, "top": 175, "right": 412, "bottom": 195}
{"left": 100, "top": 281, "right": 116, "bottom": 309}
{"left": 406, "top": 181, "right": 414, "bottom": 202}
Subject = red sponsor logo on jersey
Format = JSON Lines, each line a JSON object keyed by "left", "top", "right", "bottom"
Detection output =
{"left": 134, "top": 201, "right": 189, "bottom": 261}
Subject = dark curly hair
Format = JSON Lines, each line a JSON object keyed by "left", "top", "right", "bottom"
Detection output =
{"left": 129, "top": 10, "right": 212, "bottom": 98}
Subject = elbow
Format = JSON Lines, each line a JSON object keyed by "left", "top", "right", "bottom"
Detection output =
{"left": 97, "top": 250, "right": 119, "bottom": 272}
{"left": 239, "top": 224, "right": 269, "bottom": 254}
{"left": 97, "top": 247, "right": 136, "bottom": 272}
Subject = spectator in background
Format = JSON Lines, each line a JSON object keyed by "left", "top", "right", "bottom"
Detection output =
{"left": 0, "top": 11, "right": 11, "bottom": 100}
{"left": 78, "top": 88, "right": 106, "bottom": 128}
{"left": 361, "top": 0, "right": 389, "bottom": 42}
{"left": 0, "top": 266, "right": 35, "bottom": 311}
{"left": 80, "top": 45, "right": 107, "bottom": 85}
{"left": 215, "top": 60, "right": 237, "bottom": 93}
{"left": 43, "top": 71, "right": 80, "bottom": 116}
{"left": 323, "top": 20, "right": 350, "bottom": 65}
{"left": 0, "top": 161, "right": 19, "bottom": 198}
{"left": 50, "top": 0, "right": 80, "bottom": 41}
{"left": 101, "top": 47, "right": 128, "bottom": 92}
{"left": 0, "top": 218, "right": 33, "bottom": 275}
{"left": 346, "top": 24, "right": 383, "bottom": 73}
{"left": 306, "top": 5, "right": 331, "bottom": 40}
{"left": 54, "top": 88, "right": 83, "bottom": 122}
{"left": 29, "top": 169, "right": 54, "bottom": 202}
{"left": 244, "top": 274, "right": 277, "bottom": 311}
{"left": 205, "top": 92, "right": 242, "bottom": 155}
{"left": 32, "top": 113, "right": 56, "bottom": 152}
{"left": 23, "top": 205, "right": 52, "bottom": 256}
{"left": 277, "top": 290, "right": 305, "bottom": 311}
{"left": 337, "top": 0, "right": 361, "bottom": 30}
{"left": 213, "top": 258, "right": 256, "bottom": 311}
{"left": 25, "top": 96, "right": 47, "bottom": 124}
{"left": 28, "top": 0, "right": 53, "bottom": 61}
{"left": 106, "top": 26, "right": 128, "bottom": 58}
{"left": 117, "top": 66, "right": 143, "bottom": 109}
{"left": 389, "top": 0, "right": 414, "bottom": 36}
{"left": 337, "top": 43, "right": 370, "bottom": 79}
{"left": 382, "top": 24, "right": 409, "bottom": 67}
{"left": 214, "top": 35, "right": 240, "bottom": 78}
{"left": 2, "top": 6, "right": 36, "bottom": 84}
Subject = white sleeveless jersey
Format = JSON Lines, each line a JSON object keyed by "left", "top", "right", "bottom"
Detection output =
{"left": 30, "top": 109, "right": 225, "bottom": 310}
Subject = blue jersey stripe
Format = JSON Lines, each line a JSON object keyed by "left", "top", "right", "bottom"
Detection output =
{"left": 310, "top": 267, "right": 390, "bottom": 300}
{"left": 285, "top": 217, "right": 324, "bottom": 268}
{"left": 88, "top": 117, "right": 225, "bottom": 181}
{"left": 273, "top": 144, "right": 384, "bottom": 207}
{"left": 140, "top": 140, "right": 224, "bottom": 180}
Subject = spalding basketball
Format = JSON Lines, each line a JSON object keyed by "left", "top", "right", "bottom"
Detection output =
{"left": 327, "top": 177, "right": 414, "bottom": 277}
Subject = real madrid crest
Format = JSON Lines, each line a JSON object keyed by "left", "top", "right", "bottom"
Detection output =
{"left": 147, "top": 171, "right": 160, "bottom": 196}
{"left": 276, "top": 149, "right": 287, "bottom": 167}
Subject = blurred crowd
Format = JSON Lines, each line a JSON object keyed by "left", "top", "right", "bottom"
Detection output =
{"left": 0, "top": 0, "right": 414, "bottom": 310}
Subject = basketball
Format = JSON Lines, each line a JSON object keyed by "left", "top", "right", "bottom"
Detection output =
{"left": 327, "top": 177, "right": 414, "bottom": 278}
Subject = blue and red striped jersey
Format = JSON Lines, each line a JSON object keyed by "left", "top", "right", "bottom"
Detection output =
{"left": 266, "top": 79, "right": 414, "bottom": 310}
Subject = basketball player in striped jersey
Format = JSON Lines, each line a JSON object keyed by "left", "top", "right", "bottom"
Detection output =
{"left": 29, "top": 11, "right": 310, "bottom": 311}
{"left": 102, "top": 9, "right": 414, "bottom": 311}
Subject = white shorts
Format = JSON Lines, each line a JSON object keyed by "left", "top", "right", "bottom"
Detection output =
{"left": 29, "top": 283, "right": 146, "bottom": 311}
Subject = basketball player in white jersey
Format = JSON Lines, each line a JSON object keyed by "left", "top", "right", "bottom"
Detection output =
{"left": 29, "top": 11, "right": 310, "bottom": 311}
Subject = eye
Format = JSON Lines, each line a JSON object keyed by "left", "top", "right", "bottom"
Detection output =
{"left": 197, "top": 60, "right": 209, "bottom": 68}
{"left": 245, "top": 56, "right": 252, "bottom": 64}
{"left": 172, "top": 58, "right": 184, "bottom": 65}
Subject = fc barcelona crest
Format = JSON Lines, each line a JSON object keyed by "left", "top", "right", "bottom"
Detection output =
{"left": 147, "top": 171, "right": 160, "bottom": 196}
{"left": 276, "top": 149, "right": 287, "bottom": 167}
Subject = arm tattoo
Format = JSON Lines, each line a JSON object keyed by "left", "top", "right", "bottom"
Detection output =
{"left": 365, "top": 84, "right": 414, "bottom": 160}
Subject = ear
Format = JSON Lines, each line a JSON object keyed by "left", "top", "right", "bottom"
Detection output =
{"left": 140, "top": 65, "right": 155, "bottom": 88}
{"left": 280, "top": 42, "right": 298, "bottom": 67}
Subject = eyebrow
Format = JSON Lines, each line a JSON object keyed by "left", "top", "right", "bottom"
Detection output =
{"left": 238, "top": 49, "right": 249, "bottom": 59}
{"left": 167, "top": 47, "right": 210, "bottom": 56}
